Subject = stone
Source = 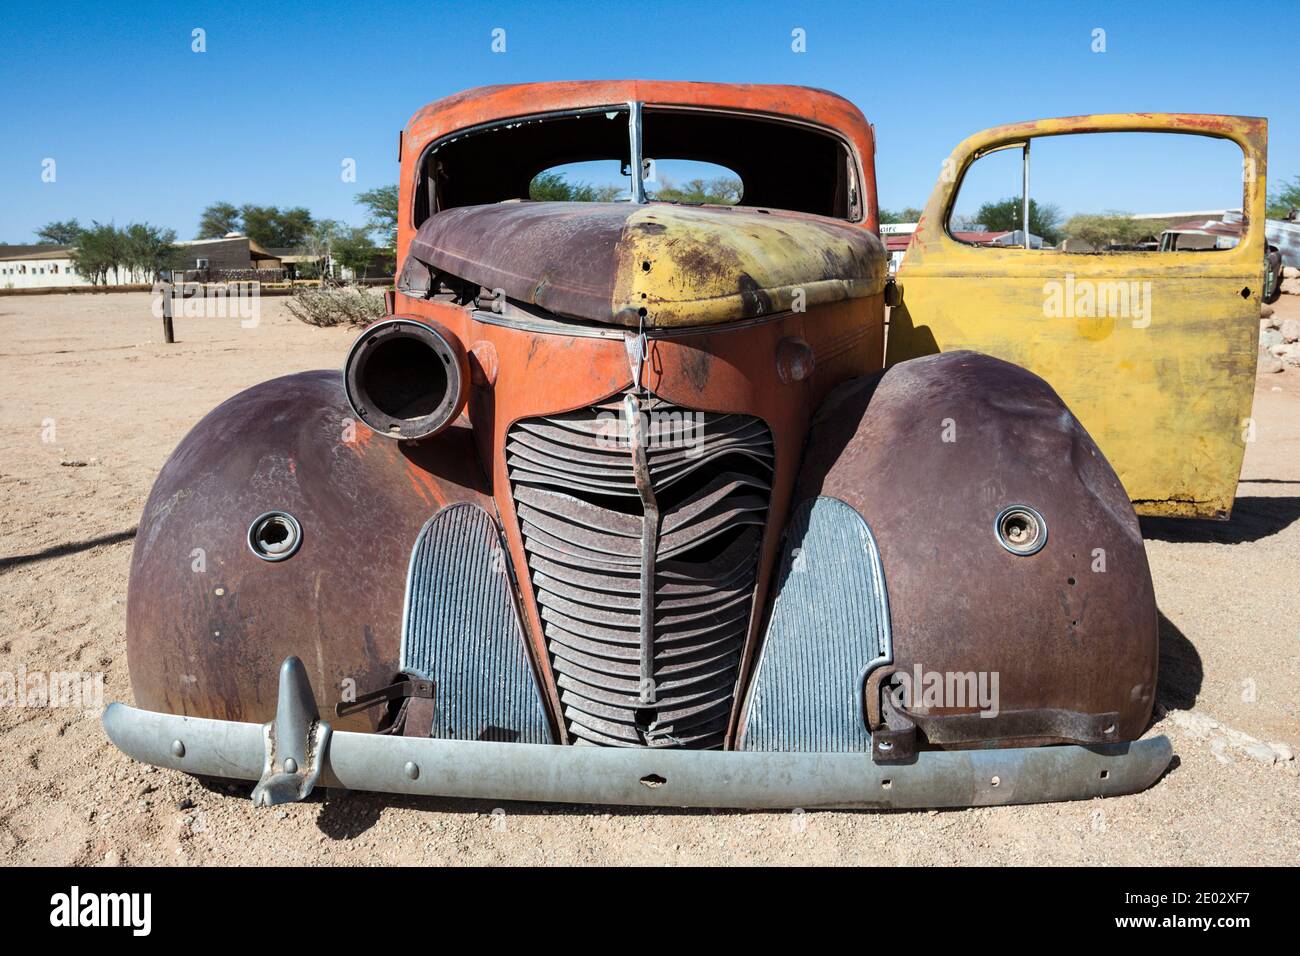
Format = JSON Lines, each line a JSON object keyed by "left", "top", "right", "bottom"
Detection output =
{"left": 1283, "top": 265, "right": 1300, "bottom": 279}
{"left": 1282, "top": 277, "right": 1300, "bottom": 296}
{"left": 1261, "top": 328, "right": 1283, "bottom": 348}
{"left": 1285, "top": 344, "right": 1300, "bottom": 366}
{"left": 1261, "top": 303, "right": 1275, "bottom": 319}
{"left": 1245, "top": 742, "right": 1278, "bottom": 765}
{"left": 1270, "top": 742, "right": 1294, "bottom": 763}
{"left": 1259, "top": 355, "right": 1284, "bottom": 374}
{"left": 1280, "top": 318, "right": 1300, "bottom": 342}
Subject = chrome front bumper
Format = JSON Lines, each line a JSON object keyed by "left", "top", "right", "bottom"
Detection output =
{"left": 102, "top": 660, "right": 1173, "bottom": 810}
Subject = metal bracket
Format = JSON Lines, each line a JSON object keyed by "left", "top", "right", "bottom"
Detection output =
{"left": 870, "top": 670, "right": 1123, "bottom": 764}
{"left": 871, "top": 687, "right": 917, "bottom": 763}
{"left": 335, "top": 675, "right": 434, "bottom": 719}
{"left": 251, "top": 657, "right": 332, "bottom": 807}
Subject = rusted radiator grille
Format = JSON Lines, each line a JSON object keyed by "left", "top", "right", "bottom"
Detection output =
{"left": 506, "top": 394, "right": 774, "bottom": 749}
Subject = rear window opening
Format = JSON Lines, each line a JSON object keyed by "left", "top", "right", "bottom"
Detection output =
{"left": 527, "top": 159, "right": 744, "bottom": 206}
{"left": 416, "top": 105, "right": 859, "bottom": 225}
{"left": 529, "top": 161, "right": 630, "bottom": 202}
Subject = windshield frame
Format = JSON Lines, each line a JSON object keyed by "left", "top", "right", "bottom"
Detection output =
{"left": 412, "top": 101, "right": 865, "bottom": 225}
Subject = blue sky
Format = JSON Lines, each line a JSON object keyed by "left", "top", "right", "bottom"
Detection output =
{"left": 1, "top": 0, "right": 1294, "bottom": 241}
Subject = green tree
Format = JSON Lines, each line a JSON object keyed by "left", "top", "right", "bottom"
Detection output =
{"left": 879, "top": 207, "right": 922, "bottom": 224}
{"left": 355, "top": 185, "right": 399, "bottom": 247}
{"left": 1266, "top": 175, "right": 1300, "bottom": 220}
{"left": 973, "top": 196, "right": 1063, "bottom": 244}
{"left": 35, "top": 219, "right": 83, "bottom": 245}
{"left": 239, "top": 205, "right": 314, "bottom": 247}
{"left": 333, "top": 226, "right": 379, "bottom": 279}
{"left": 1062, "top": 213, "right": 1156, "bottom": 251}
{"left": 529, "top": 171, "right": 624, "bottom": 202}
{"left": 70, "top": 222, "right": 123, "bottom": 285}
{"left": 122, "top": 223, "right": 178, "bottom": 281}
{"left": 197, "top": 202, "right": 242, "bottom": 239}
{"left": 649, "top": 176, "right": 741, "bottom": 204}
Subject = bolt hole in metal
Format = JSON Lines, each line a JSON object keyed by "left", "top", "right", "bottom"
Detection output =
{"left": 1100, "top": 769, "right": 1110, "bottom": 780}
{"left": 881, "top": 778, "right": 892, "bottom": 790}
{"left": 990, "top": 775, "right": 1001, "bottom": 788}
{"left": 248, "top": 511, "right": 303, "bottom": 562}
{"left": 640, "top": 773, "right": 666, "bottom": 789}
{"left": 994, "top": 504, "right": 1047, "bottom": 556}
{"left": 1240, "top": 287, "right": 1251, "bottom": 299}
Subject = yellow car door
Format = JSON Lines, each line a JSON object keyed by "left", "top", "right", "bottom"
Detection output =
{"left": 888, "top": 114, "right": 1268, "bottom": 519}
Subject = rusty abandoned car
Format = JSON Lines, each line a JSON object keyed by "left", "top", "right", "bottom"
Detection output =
{"left": 103, "top": 82, "right": 1271, "bottom": 809}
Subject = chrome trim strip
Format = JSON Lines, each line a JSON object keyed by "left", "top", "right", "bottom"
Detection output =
{"left": 468, "top": 306, "right": 801, "bottom": 340}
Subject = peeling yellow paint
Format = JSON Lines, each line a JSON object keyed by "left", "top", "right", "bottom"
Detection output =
{"left": 890, "top": 113, "right": 1267, "bottom": 519}
{"left": 612, "top": 205, "right": 887, "bottom": 327}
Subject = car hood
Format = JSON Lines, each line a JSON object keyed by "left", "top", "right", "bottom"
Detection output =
{"left": 407, "top": 202, "right": 887, "bottom": 328}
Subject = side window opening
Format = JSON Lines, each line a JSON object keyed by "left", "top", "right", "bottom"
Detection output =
{"left": 948, "top": 132, "right": 1245, "bottom": 253}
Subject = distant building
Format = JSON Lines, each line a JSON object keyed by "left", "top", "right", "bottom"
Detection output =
{"left": 170, "top": 235, "right": 283, "bottom": 281}
{"left": 2, "top": 234, "right": 291, "bottom": 289}
{"left": 265, "top": 247, "right": 316, "bottom": 280}
{"left": 0, "top": 244, "right": 126, "bottom": 289}
{"left": 880, "top": 223, "right": 1044, "bottom": 269}
{"left": 1159, "top": 213, "right": 1242, "bottom": 252}
{"left": 1156, "top": 210, "right": 1300, "bottom": 268}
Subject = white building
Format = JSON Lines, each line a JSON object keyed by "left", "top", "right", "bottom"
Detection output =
{"left": 0, "top": 245, "right": 125, "bottom": 289}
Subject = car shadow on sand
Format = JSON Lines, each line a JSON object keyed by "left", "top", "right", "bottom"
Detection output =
{"left": 1155, "top": 608, "right": 1202, "bottom": 714}
{"left": 1140, "top": 493, "right": 1300, "bottom": 544}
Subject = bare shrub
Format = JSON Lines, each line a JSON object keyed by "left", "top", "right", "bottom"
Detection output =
{"left": 285, "top": 284, "right": 386, "bottom": 328}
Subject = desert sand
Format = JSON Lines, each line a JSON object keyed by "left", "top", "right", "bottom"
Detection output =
{"left": 1, "top": 291, "right": 1296, "bottom": 866}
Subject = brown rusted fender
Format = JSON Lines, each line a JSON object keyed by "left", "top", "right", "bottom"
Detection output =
{"left": 408, "top": 201, "right": 887, "bottom": 327}
{"left": 792, "top": 350, "right": 1158, "bottom": 746}
{"left": 125, "top": 370, "right": 491, "bottom": 732}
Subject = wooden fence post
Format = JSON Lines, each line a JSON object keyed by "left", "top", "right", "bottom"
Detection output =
{"left": 162, "top": 279, "right": 175, "bottom": 344}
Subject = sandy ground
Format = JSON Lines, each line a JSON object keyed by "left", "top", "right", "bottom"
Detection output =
{"left": 0, "top": 291, "right": 1296, "bottom": 867}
